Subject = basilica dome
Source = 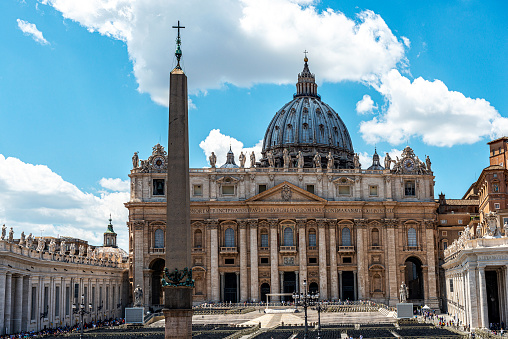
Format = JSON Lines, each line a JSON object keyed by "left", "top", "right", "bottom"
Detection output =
{"left": 261, "top": 58, "right": 354, "bottom": 169}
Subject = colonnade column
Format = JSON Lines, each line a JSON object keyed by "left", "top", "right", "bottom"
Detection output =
{"left": 354, "top": 219, "right": 366, "bottom": 300}
{"left": 386, "top": 220, "right": 398, "bottom": 306}
{"left": 13, "top": 275, "right": 23, "bottom": 333}
{"left": 478, "top": 266, "right": 488, "bottom": 328}
{"left": 5, "top": 273, "right": 12, "bottom": 334}
{"left": 0, "top": 271, "right": 6, "bottom": 335}
{"left": 424, "top": 220, "right": 438, "bottom": 308}
{"left": 249, "top": 220, "right": 259, "bottom": 302}
{"left": 328, "top": 220, "right": 338, "bottom": 300}
{"left": 209, "top": 220, "right": 220, "bottom": 302}
{"left": 239, "top": 220, "right": 248, "bottom": 302}
{"left": 317, "top": 219, "right": 328, "bottom": 300}
{"left": 297, "top": 219, "right": 307, "bottom": 292}
{"left": 269, "top": 219, "right": 279, "bottom": 301}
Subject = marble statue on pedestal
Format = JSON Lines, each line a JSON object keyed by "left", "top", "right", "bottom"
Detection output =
{"left": 134, "top": 284, "right": 143, "bottom": 307}
{"left": 399, "top": 282, "right": 409, "bottom": 303}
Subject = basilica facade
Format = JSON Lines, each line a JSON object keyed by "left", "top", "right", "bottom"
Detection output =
{"left": 126, "top": 58, "right": 440, "bottom": 310}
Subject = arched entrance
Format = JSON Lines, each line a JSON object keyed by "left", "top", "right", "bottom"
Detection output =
{"left": 486, "top": 270, "right": 500, "bottom": 325}
{"left": 224, "top": 273, "right": 237, "bottom": 303}
{"left": 309, "top": 282, "right": 319, "bottom": 295}
{"left": 283, "top": 272, "right": 296, "bottom": 302}
{"left": 149, "top": 258, "right": 165, "bottom": 307}
{"left": 405, "top": 256, "right": 424, "bottom": 300}
{"left": 260, "top": 283, "right": 270, "bottom": 303}
{"left": 341, "top": 271, "right": 355, "bottom": 300}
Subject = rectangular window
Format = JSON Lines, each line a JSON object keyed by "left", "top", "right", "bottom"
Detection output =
{"left": 65, "top": 286, "right": 70, "bottom": 316}
{"left": 441, "top": 220, "right": 447, "bottom": 225}
{"left": 258, "top": 184, "right": 267, "bottom": 194}
{"left": 443, "top": 241, "right": 448, "bottom": 250}
{"left": 338, "top": 185, "right": 350, "bottom": 195}
{"left": 369, "top": 185, "right": 378, "bottom": 196}
{"left": 442, "top": 231, "right": 447, "bottom": 236}
{"left": 503, "top": 217, "right": 508, "bottom": 226}
{"left": 308, "top": 233, "right": 317, "bottom": 247}
{"left": 260, "top": 257, "right": 269, "bottom": 264}
{"left": 31, "top": 286, "right": 37, "bottom": 320}
{"left": 449, "top": 279, "right": 454, "bottom": 293}
{"left": 405, "top": 181, "right": 416, "bottom": 196}
{"left": 260, "top": 233, "right": 269, "bottom": 248}
{"left": 308, "top": 257, "right": 317, "bottom": 264}
{"left": 55, "top": 286, "right": 60, "bottom": 317}
{"left": 494, "top": 203, "right": 500, "bottom": 209}
{"left": 342, "top": 257, "right": 352, "bottom": 264}
{"left": 222, "top": 185, "right": 235, "bottom": 195}
{"left": 306, "top": 185, "right": 315, "bottom": 194}
{"left": 458, "top": 219, "right": 463, "bottom": 224}
{"left": 153, "top": 179, "right": 165, "bottom": 195}
{"left": 224, "top": 258, "right": 234, "bottom": 265}
{"left": 193, "top": 184, "right": 202, "bottom": 196}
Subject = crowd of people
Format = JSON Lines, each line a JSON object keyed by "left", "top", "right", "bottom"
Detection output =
{"left": 0, "top": 318, "right": 124, "bottom": 338}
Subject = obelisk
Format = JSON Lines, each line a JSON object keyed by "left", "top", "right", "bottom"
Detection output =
{"left": 162, "top": 21, "right": 193, "bottom": 339}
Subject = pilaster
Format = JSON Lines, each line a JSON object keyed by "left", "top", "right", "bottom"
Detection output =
{"left": 385, "top": 219, "right": 398, "bottom": 306}
{"left": 424, "top": 220, "right": 439, "bottom": 308}
{"left": 0, "top": 271, "right": 6, "bottom": 335}
{"left": 297, "top": 219, "right": 307, "bottom": 291}
{"left": 208, "top": 220, "right": 220, "bottom": 302}
{"left": 354, "top": 219, "right": 366, "bottom": 300}
{"left": 317, "top": 219, "right": 328, "bottom": 300}
{"left": 478, "top": 266, "right": 488, "bottom": 328}
{"left": 5, "top": 272, "right": 12, "bottom": 335}
{"left": 133, "top": 220, "right": 145, "bottom": 292}
{"left": 13, "top": 275, "right": 23, "bottom": 333}
{"left": 328, "top": 219, "right": 338, "bottom": 300}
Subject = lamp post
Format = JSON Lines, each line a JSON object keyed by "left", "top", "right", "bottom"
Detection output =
{"left": 292, "top": 279, "right": 319, "bottom": 339}
{"left": 314, "top": 297, "right": 323, "bottom": 339}
{"left": 72, "top": 294, "right": 92, "bottom": 339}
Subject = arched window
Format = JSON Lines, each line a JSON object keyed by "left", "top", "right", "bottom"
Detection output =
{"left": 442, "top": 240, "right": 448, "bottom": 251}
{"left": 308, "top": 229, "right": 317, "bottom": 247}
{"left": 371, "top": 228, "right": 380, "bottom": 246}
{"left": 154, "top": 229, "right": 164, "bottom": 248}
{"left": 225, "top": 228, "right": 235, "bottom": 247}
{"left": 194, "top": 229, "right": 202, "bottom": 248}
{"left": 283, "top": 227, "right": 294, "bottom": 246}
{"left": 342, "top": 228, "right": 351, "bottom": 246}
{"left": 408, "top": 228, "right": 417, "bottom": 247}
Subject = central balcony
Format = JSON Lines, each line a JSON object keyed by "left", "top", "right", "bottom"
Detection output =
{"left": 220, "top": 247, "right": 238, "bottom": 254}
{"left": 338, "top": 246, "right": 355, "bottom": 253}
{"left": 279, "top": 246, "right": 297, "bottom": 254}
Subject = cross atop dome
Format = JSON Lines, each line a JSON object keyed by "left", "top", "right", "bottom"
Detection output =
{"left": 295, "top": 52, "right": 319, "bottom": 98}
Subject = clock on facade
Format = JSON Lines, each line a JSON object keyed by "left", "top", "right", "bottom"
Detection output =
{"left": 403, "top": 158, "right": 415, "bottom": 171}
{"left": 153, "top": 156, "right": 165, "bottom": 169}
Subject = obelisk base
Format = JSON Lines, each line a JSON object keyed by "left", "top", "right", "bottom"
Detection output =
{"left": 164, "top": 287, "right": 193, "bottom": 339}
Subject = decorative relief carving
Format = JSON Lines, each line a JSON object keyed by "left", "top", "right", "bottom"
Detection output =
{"left": 281, "top": 184, "right": 292, "bottom": 201}
{"left": 354, "top": 219, "right": 367, "bottom": 228}
{"left": 283, "top": 257, "right": 295, "bottom": 265}
{"left": 133, "top": 221, "right": 145, "bottom": 230}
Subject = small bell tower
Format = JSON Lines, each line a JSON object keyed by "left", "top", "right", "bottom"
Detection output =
{"left": 103, "top": 215, "right": 117, "bottom": 248}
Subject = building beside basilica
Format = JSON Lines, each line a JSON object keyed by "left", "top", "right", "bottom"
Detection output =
{"left": 126, "top": 58, "right": 440, "bottom": 310}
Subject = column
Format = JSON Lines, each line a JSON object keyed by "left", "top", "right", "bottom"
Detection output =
{"left": 353, "top": 271, "right": 358, "bottom": 300}
{"left": 5, "top": 273, "right": 12, "bottom": 334}
{"left": 239, "top": 220, "right": 248, "bottom": 302}
{"left": 133, "top": 221, "right": 144, "bottom": 292}
{"left": 386, "top": 220, "right": 398, "bottom": 306}
{"left": 328, "top": 220, "right": 338, "bottom": 300}
{"left": 424, "top": 221, "right": 439, "bottom": 308}
{"left": 249, "top": 220, "right": 259, "bottom": 302}
{"left": 339, "top": 271, "right": 343, "bottom": 300}
{"left": 13, "top": 275, "right": 23, "bottom": 333}
{"left": 280, "top": 271, "right": 284, "bottom": 294}
{"left": 317, "top": 220, "right": 328, "bottom": 300}
{"left": 295, "top": 271, "right": 299, "bottom": 293}
{"left": 235, "top": 272, "right": 240, "bottom": 303}
{"left": 478, "top": 267, "right": 488, "bottom": 328}
{"left": 143, "top": 271, "right": 150, "bottom": 307}
{"left": 220, "top": 273, "right": 225, "bottom": 302}
{"left": 297, "top": 219, "right": 307, "bottom": 292}
{"left": 505, "top": 267, "right": 508, "bottom": 326}
{"left": 269, "top": 220, "right": 279, "bottom": 301}
{"left": 209, "top": 220, "right": 220, "bottom": 302}
{"left": 0, "top": 271, "right": 6, "bottom": 335}
{"left": 354, "top": 219, "right": 366, "bottom": 300}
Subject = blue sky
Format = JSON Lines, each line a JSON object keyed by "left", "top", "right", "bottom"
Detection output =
{"left": 0, "top": 0, "right": 506, "bottom": 250}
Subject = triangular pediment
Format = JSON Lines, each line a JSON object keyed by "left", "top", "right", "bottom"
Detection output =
{"left": 246, "top": 181, "right": 327, "bottom": 203}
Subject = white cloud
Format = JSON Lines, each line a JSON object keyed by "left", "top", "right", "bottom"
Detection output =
{"left": 188, "top": 98, "right": 197, "bottom": 110}
{"left": 0, "top": 155, "right": 129, "bottom": 250}
{"left": 356, "top": 94, "right": 376, "bottom": 114}
{"left": 360, "top": 70, "right": 507, "bottom": 147}
{"left": 38, "top": 0, "right": 405, "bottom": 106}
{"left": 17, "top": 19, "right": 49, "bottom": 45}
{"left": 401, "top": 36, "right": 410, "bottom": 48}
{"left": 199, "top": 129, "right": 262, "bottom": 167}
{"left": 99, "top": 178, "right": 130, "bottom": 192}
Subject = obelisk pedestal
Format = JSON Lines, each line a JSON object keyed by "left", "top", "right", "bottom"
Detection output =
{"left": 163, "top": 22, "right": 193, "bottom": 339}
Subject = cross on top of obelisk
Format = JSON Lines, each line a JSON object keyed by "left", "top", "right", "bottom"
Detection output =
{"left": 303, "top": 49, "right": 308, "bottom": 62}
{"left": 172, "top": 20, "right": 185, "bottom": 70}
